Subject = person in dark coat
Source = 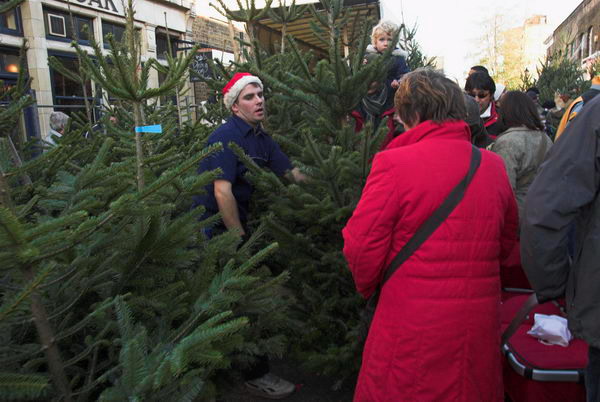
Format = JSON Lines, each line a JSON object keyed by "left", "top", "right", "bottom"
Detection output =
{"left": 464, "top": 93, "right": 493, "bottom": 148}
{"left": 465, "top": 72, "right": 506, "bottom": 137}
{"left": 353, "top": 21, "right": 410, "bottom": 132}
{"left": 354, "top": 52, "right": 396, "bottom": 131}
{"left": 521, "top": 94, "right": 600, "bottom": 402}
{"left": 468, "top": 65, "right": 489, "bottom": 76}
{"left": 343, "top": 68, "right": 517, "bottom": 402}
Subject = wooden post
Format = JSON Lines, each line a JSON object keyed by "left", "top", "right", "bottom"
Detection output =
{"left": 228, "top": 19, "right": 241, "bottom": 62}
{"left": 343, "top": 28, "right": 349, "bottom": 58}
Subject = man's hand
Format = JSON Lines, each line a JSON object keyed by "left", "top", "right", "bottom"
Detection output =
{"left": 214, "top": 179, "right": 245, "bottom": 237}
{"left": 290, "top": 167, "right": 309, "bottom": 183}
{"left": 391, "top": 79, "right": 400, "bottom": 89}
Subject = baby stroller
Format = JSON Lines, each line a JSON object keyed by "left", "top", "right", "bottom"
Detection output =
{"left": 500, "top": 244, "right": 588, "bottom": 402}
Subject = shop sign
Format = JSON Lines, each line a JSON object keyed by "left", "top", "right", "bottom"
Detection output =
{"left": 59, "top": 0, "right": 124, "bottom": 15}
{"left": 190, "top": 50, "right": 212, "bottom": 82}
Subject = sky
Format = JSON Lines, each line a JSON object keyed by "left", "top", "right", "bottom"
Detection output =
{"left": 380, "top": 0, "right": 583, "bottom": 82}
{"left": 204, "top": 0, "right": 583, "bottom": 82}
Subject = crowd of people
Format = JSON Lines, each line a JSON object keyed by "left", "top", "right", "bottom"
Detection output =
{"left": 341, "top": 21, "right": 599, "bottom": 402}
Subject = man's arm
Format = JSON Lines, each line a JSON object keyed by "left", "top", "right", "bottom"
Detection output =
{"left": 521, "top": 97, "right": 600, "bottom": 301}
{"left": 214, "top": 179, "right": 245, "bottom": 236}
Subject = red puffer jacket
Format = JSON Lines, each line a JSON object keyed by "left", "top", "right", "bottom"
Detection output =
{"left": 343, "top": 120, "right": 518, "bottom": 402}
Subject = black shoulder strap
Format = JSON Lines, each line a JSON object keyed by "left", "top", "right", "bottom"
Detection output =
{"left": 381, "top": 145, "right": 482, "bottom": 285}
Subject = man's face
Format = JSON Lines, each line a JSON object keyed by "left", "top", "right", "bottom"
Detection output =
{"left": 231, "top": 83, "right": 265, "bottom": 126}
{"left": 469, "top": 88, "right": 492, "bottom": 113}
{"left": 375, "top": 33, "right": 392, "bottom": 52}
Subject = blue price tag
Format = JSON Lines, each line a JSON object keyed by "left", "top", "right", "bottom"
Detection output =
{"left": 135, "top": 124, "right": 162, "bottom": 133}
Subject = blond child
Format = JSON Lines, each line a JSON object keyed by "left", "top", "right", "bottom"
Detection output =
{"left": 366, "top": 20, "right": 409, "bottom": 90}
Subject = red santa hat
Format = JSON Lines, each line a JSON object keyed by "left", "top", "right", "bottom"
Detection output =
{"left": 222, "top": 72, "right": 263, "bottom": 109}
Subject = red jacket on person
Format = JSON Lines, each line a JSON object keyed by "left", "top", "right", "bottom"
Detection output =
{"left": 351, "top": 108, "right": 400, "bottom": 151}
{"left": 351, "top": 108, "right": 396, "bottom": 133}
{"left": 343, "top": 120, "right": 518, "bottom": 401}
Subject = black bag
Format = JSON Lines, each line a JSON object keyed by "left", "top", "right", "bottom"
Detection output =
{"left": 359, "top": 145, "right": 482, "bottom": 342}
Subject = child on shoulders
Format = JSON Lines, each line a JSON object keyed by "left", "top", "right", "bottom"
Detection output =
{"left": 366, "top": 20, "right": 410, "bottom": 91}
{"left": 352, "top": 21, "right": 409, "bottom": 133}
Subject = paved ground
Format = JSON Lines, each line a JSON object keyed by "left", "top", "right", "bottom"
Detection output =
{"left": 220, "top": 359, "right": 355, "bottom": 401}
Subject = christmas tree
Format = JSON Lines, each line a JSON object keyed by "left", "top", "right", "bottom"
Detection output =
{"left": 206, "top": 0, "right": 434, "bottom": 387}
{"left": 0, "top": 1, "right": 293, "bottom": 400}
{"left": 536, "top": 53, "right": 589, "bottom": 105}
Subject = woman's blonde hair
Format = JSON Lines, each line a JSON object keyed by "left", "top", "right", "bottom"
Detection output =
{"left": 371, "top": 20, "right": 399, "bottom": 46}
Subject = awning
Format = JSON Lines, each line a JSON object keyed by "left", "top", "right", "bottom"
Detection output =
{"left": 253, "top": 0, "right": 381, "bottom": 54}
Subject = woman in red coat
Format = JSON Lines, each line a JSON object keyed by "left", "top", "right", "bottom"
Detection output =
{"left": 343, "top": 69, "right": 518, "bottom": 402}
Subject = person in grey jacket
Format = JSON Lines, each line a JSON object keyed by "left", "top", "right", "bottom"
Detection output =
{"left": 521, "top": 94, "right": 600, "bottom": 402}
{"left": 491, "top": 91, "right": 552, "bottom": 222}
{"left": 47, "top": 111, "right": 69, "bottom": 146}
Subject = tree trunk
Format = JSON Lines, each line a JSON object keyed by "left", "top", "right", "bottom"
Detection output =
{"left": 133, "top": 102, "right": 145, "bottom": 192}
{"left": 0, "top": 172, "right": 13, "bottom": 210}
{"left": 25, "top": 266, "right": 73, "bottom": 401}
{"left": 281, "top": 23, "right": 286, "bottom": 54}
{"left": 7, "top": 127, "right": 32, "bottom": 186}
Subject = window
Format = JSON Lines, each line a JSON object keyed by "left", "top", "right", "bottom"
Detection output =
{"left": 102, "top": 21, "right": 125, "bottom": 48}
{"left": 0, "top": 47, "right": 23, "bottom": 103}
{"left": 155, "top": 30, "right": 178, "bottom": 59}
{"left": 0, "top": 3, "right": 22, "bottom": 35}
{"left": 567, "top": 42, "right": 572, "bottom": 58}
{"left": 158, "top": 70, "right": 177, "bottom": 105}
{"left": 579, "top": 33, "right": 585, "bottom": 59}
{"left": 43, "top": 8, "right": 93, "bottom": 44}
{"left": 75, "top": 16, "right": 92, "bottom": 41}
{"left": 588, "top": 26, "right": 594, "bottom": 57}
{"left": 49, "top": 52, "right": 93, "bottom": 116}
{"left": 47, "top": 14, "right": 66, "bottom": 37}
{"left": 0, "top": 47, "right": 20, "bottom": 75}
{"left": 581, "top": 32, "right": 588, "bottom": 59}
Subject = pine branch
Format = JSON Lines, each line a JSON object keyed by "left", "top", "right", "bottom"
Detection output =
{"left": 0, "top": 372, "right": 50, "bottom": 401}
{"left": 299, "top": 130, "right": 344, "bottom": 207}
{"left": 0, "top": 264, "right": 52, "bottom": 322}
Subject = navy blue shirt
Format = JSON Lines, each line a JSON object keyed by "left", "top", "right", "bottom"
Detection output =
{"left": 193, "top": 115, "right": 293, "bottom": 224}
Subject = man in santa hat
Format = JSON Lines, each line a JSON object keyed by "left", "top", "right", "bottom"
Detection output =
{"left": 193, "top": 72, "right": 302, "bottom": 398}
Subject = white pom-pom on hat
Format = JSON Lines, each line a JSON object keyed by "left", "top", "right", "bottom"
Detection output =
{"left": 222, "top": 72, "right": 263, "bottom": 109}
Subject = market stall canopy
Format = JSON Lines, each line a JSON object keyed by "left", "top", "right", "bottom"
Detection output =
{"left": 222, "top": 0, "right": 381, "bottom": 54}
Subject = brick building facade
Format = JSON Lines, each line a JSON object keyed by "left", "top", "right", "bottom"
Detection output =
{"left": 0, "top": 0, "right": 196, "bottom": 140}
{"left": 548, "top": 0, "right": 600, "bottom": 72}
{"left": 191, "top": 16, "right": 242, "bottom": 103}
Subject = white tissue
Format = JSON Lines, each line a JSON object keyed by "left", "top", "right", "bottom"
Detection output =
{"left": 527, "top": 314, "right": 573, "bottom": 347}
